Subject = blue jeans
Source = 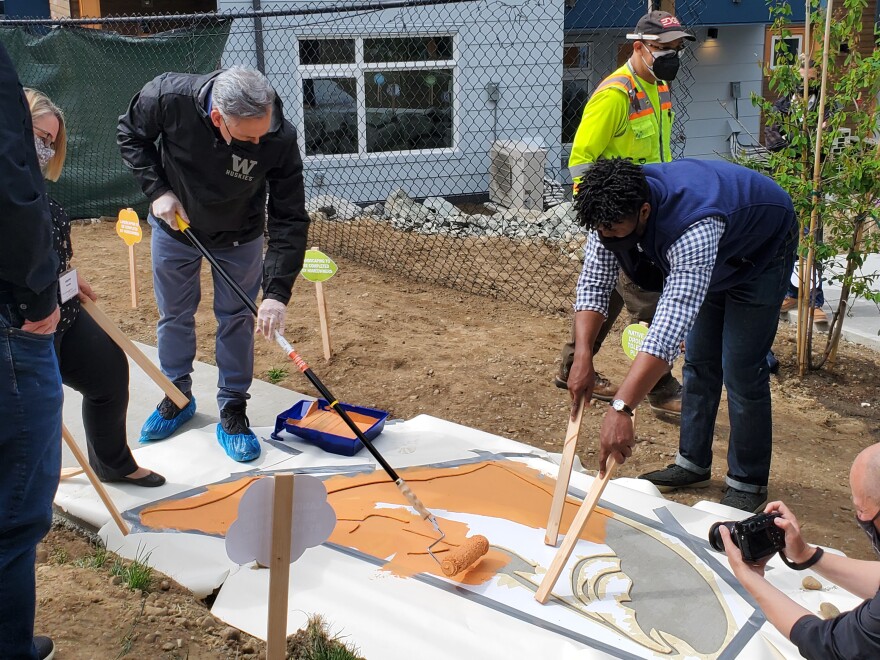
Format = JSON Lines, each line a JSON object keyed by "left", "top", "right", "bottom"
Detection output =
{"left": 0, "top": 304, "right": 63, "bottom": 659}
{"left": 676, "top": 229, "right": 797, "bottom": 492}
{"left": 150, "top": 217, "right": 263, "bottom": 411}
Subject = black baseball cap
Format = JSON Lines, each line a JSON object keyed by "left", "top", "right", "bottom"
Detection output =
{"left": 627, "top": 11, "right": 695, "bottom": 44}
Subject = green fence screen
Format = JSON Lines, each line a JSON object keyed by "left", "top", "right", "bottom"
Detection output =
{"left": 1, "top": 20, "right": 230, "bottom": 219}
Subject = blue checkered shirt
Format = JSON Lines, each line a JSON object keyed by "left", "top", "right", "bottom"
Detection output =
{"left": 574, "top": 217, "right": 726, "bottom": 363}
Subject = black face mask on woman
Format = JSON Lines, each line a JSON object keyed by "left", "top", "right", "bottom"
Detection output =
{"left": 643, "top": 48, "right": 681, "bottom": 82}
{"left": 856, "top": 510, "right": 880, "bottom": 558}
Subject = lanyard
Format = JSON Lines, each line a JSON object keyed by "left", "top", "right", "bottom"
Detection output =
{"left": 627, "top": 62, "right": 665, "bottom": 162}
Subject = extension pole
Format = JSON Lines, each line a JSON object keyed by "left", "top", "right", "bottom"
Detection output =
{"left": 174, "top": 216, "right": 487, "bottom": 571}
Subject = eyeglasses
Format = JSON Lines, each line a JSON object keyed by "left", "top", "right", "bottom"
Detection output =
{"left": 642, "top": 41, "right": 686, "bottom": 55}
{"left": 33, "top": 126, "right": 55, "bottom": 150}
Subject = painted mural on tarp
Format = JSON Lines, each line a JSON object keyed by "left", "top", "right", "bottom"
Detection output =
{"left": 128, "top": 457, "right": 760, "bottom": 659}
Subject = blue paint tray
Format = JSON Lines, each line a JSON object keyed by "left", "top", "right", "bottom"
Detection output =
{"left": 270, "top": 398, "right": 388, "bottom": 456}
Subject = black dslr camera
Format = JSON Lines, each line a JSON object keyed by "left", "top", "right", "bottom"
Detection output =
{"left": 708, "top": 512, "right": 786, "bottom": 562}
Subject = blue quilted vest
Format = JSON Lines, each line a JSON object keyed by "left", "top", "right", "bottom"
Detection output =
{"left": 616, "top": 159, "right": 796, "bottom": 293}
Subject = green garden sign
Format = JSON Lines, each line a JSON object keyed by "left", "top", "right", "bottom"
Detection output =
{"left": 300, "top": 249, "right": 338, "bottom": 283}
{"left": 621, "top": 323, "right": 649, "bottom": 361}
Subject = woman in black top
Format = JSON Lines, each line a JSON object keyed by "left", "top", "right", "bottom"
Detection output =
{"left": 26, "top": 88, "right": 164, "bottom": 487}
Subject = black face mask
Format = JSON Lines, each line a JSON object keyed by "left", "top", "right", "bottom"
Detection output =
{"left": 598, "top": 229, "right": 641, "bottom": 254}
{"left": 650, "top": 51, "right": 681, "bottom": 82}
{"left": 855, "top": 511, "right": 880, "bottom": 558}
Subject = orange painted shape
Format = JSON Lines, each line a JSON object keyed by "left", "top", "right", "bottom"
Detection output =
{"left": 136, "top": 461, "right": 610, "bottom": 585}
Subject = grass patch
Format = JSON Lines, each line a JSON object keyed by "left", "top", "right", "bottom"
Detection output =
{"left": 49, "top": 547, "right": 69, "bottom": 565}
{"left": 287, "top": 615, "right": 364, "bottom": 660}
{"left": 75, "top": 542, "right": 110, "bottom": 569}
{"left": 266, "top": 365, "right": 289, "bottom": 384}
{"left": 110, "top": 547, "right": 154, "bottom": 592}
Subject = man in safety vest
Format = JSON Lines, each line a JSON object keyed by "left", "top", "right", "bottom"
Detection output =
{"left": 556, "top": 11, "right": 694, "bottom": 416}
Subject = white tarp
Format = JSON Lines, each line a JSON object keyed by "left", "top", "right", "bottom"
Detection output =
{"left": 55, "top": 413, "right": 860, "bottom": 659}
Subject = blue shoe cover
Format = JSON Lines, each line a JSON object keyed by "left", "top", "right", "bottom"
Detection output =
{"left": 139, "top": 397, "right": 196, "bottom": 443}
{"left": 216, "top": 424, "right": 261, "bottom": 462}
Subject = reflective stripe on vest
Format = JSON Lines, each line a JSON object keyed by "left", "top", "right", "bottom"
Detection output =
{"left": 594, "top": 72, "right": 671, "bottom": 123}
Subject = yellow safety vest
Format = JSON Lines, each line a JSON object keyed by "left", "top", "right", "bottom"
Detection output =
{"left": 569, "top": 63, "right": 674, "bottom": 182}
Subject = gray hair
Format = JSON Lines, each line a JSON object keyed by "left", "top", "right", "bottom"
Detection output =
{"left": 213, "top": 66, "right": 275, "bottom": 119}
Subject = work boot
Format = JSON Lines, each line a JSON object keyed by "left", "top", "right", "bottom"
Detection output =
{"left": 812, "top": 306, "right": 828, "bottom": 323}
{"left": 780, "top": 296, "right": 798, "bottom": 313}
{"left": 720, "top": 487, "right": 768, "bottom": 513}
{"left": 217, "top": 402, "right": 261, "bottom": 462}
{"left": 139, "top": 393, "right": 196, "bottom": 443}
{"left": 639, "top": 464, "right": 711, "bottom": 493}
{"left": 647, "top": 376, "right": 682, "bottom": 416}
{"left": 554, "top": 371, "right": 618, "bottom": 402}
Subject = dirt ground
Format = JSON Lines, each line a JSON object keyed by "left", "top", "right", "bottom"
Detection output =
{"left": 37, "top": 219, "right": 880, "bottom": 657}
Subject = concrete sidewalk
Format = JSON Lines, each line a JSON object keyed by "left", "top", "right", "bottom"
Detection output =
{"left": 781, "top": 252, "right": 880, "bottom": 351}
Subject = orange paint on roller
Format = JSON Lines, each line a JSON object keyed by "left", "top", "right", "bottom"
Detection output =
{"left": 440, "top": 535, "right": 489, "bottom": 576}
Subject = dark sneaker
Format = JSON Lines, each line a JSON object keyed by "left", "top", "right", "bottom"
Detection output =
{"left": 554, "top": 372, "right": 618, "bottom": 402}
{"left": 639, "top": 464, "right": 711, "bottom": 493}
{"left": 139, "top": 394, "right": 196, "bottom": 443}
{"left": 34, "top": 636, "right": 55, "bottom": 660}
{"left": 720, "top": 487, "right": 768, "bottom": 513}
{"left": 217, "top": 403, "right": 261, "bottom": 462}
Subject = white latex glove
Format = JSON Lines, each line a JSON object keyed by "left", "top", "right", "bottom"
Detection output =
{"left": 151, "top": 191, "right": 188, "bottom": 231}
{"left": 257, "top": 298, "right": 286, "bottom": 340}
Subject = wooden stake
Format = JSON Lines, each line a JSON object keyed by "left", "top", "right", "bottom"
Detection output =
{"left": 312, "top": 246, "right": 332, "bottom": 361}
{"left": 61, "top": 424, "right": 128, "bottom": 536}
{"left": 266, "top": 474, "right": 294, "bottom": 660}
{"left": 535, "top": 456, "right": 620, "bottom": 604}
{"left": 128, "top": 243, "right": 138, "bottom": 308}
{"left": 60, "top": 466, "right": 84, "bottom": 480}
{"left": 81, "top": 298, "right": 189, "bottom": 409}
{"left": 544, "top": 395, "right": 584, "bottom": 546}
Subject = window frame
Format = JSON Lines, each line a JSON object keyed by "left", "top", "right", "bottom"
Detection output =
{"left": 298, "top": 34, "right": 458, "bottom": 160}
{"left": 561, "top": 40, "right": 593, "bottom": 147}
{"left": 768, "top": 33, "right": 803, "bottom": 70}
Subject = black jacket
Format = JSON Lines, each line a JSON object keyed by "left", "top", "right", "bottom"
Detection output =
{"left": 117, "top": 71, "right": 309, "bottom": 304}
{"left": 790, "top": 589, "right": 880, "bottom": 659}
{"left": 0, "top": 43, "right": 59, "bottom": 321}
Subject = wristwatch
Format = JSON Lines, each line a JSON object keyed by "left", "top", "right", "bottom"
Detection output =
{"left": 610, "top": 399, "right": 634, "bottom": 417}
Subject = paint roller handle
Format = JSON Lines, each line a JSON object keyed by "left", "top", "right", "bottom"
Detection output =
{"left": 395, "top": 478, "right": 442, "bottom": 532}
{"left": 175, "top": 213, "right": 259, "bottom": 317}
{"left": 273, "top": 331, "right": 402, "bottom": 481}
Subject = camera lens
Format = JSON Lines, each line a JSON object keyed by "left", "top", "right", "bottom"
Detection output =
{"left": 709, "top": 522, "right": 727, "bottom": 552}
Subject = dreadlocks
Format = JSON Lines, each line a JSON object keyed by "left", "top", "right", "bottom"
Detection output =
{"left": 575, "top": 158, "right": 649, "bottom": 231}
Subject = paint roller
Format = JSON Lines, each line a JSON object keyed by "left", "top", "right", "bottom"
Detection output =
{"left": 174, "top": 215, "right": 488, "bottom": 576}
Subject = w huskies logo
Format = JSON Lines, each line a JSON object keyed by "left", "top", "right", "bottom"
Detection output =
{"left": 231, "top": 155, "right": 257, "bottom": 175}
{"left": 227, "top": 154, "right": 258, "bottom": 181}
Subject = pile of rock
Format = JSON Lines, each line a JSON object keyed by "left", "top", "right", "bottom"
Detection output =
{"left": 306, "top": 189, "right": 585, "bottom": 247}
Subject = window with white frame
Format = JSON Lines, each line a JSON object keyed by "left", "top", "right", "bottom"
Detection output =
{"left": 770, "top": 34, "right": 802, "bottom": 69}
{"left": 561, "top": 41, "right": 592, "bottom": 144}
{"left": 299, "top": 36, "right": 454, "bottom": 156}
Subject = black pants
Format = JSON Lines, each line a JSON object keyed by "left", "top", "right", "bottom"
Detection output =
{"left": 55, "top": 310, "right": 136, "bottom": 480}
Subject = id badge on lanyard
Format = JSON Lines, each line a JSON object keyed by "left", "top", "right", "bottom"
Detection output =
{"left": 59, "top": 268, "right": 79, "bottom": 304}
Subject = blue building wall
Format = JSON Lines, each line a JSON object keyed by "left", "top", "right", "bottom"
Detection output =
{"left": 566, "top": 1, "right": 805, "bottom": 30}
{"left": 4, "top": 0, "right": 50, "bottom": 17}
{"left": 221, "top": 0, "right": 564, "bottom": 204}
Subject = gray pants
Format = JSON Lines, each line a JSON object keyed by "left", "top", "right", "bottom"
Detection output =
{"left": 150, "top": 217, "right": 263, "bottom": 411}
{"left": 559, "top": 272, "right": 676, "bottom": 395}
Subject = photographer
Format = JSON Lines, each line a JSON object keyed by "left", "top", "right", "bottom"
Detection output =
{"left": 720, "top": 443, "right": 880, "bottom": 659}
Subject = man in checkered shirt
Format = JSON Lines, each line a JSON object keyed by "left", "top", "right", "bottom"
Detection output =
{"left": 568, "top": 157, "right": 797, "bottom": 513}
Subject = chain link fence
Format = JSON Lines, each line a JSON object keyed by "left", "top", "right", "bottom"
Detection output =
{"left": 2, "top": 1, "right": 704, "bottom": 313}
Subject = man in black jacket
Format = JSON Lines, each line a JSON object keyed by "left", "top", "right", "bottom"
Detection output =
{"left": 0, "top": 43, "right": 64, "bottom": 660}
{"left": 118, "top": 66, "right": 310, "bottom": 462}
